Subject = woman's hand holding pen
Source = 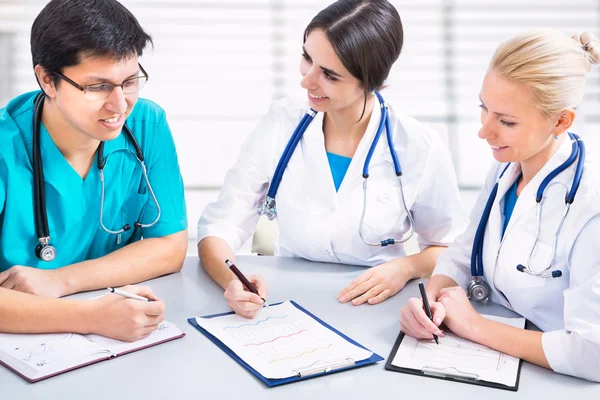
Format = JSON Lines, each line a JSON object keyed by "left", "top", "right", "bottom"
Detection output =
{"left": 89, "top": 285, "right": 165, "bottom": 342}
{"left": 224, "top": 275, "right": 269, "bottom": 319}
{"left": 400, "top": 293, "right": 445, "bottom": 340}
{"left": 436, "top": 286, "right": 485, "bottom": 342}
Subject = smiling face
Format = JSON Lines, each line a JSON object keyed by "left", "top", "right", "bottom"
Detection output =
{"left": 299, "top": 29, "right": 366, "bottom": 114}
{"left": 39, "top": 55, "right": 142, "bottom": 143}
{"left": 478, "top": 68, "right": 562, "bottom": 164}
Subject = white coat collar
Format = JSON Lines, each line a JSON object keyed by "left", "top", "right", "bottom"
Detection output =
{"left": 301, "top": 97, "right": 385, "bottom": 194}
{"left": 501, "top": 135, "right": 575, "bottom": 237}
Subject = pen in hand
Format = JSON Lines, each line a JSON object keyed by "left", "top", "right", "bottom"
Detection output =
{"left": 107, "top": 287, "right": 153, "bottom": 302}
{"left": 418, "top": 281, "right": 439, "bottom": 344}
{"left": 225, "top": 259, "right": 271, "bottom": 311}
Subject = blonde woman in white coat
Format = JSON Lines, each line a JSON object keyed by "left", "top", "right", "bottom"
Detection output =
{"left": 400, "top": 30, "right": 600, "bottom": 382}
{"left": 198, "top": 0, "right": 467, "bottom": 318}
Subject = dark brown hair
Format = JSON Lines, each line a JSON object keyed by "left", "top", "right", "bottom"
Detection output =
{"left": 304, "top": 0, "right": 403, "bottom": 119}
{"left": 31, "top": 0, "right": 152, "bottom": 85}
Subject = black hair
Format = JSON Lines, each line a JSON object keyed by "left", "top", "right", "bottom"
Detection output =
{"left": 304, "top": 0, "right": 403, "bottom": 119}
{"left": 31, "top": 0, "right": 153, "bottom": 83}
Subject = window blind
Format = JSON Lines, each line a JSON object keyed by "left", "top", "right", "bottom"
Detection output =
{"left": 0, "top": 0, "right": 598, "bottom": 244}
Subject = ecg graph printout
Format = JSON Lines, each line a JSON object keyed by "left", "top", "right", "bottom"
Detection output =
{"left": 195, "top": 301, "right": 373, "bottom": 379}
{"left": 392, "top": 314, "right": 525, "bottom": 387}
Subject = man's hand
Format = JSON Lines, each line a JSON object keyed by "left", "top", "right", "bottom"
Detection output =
{"left": 0, "top": 265, "right": 67, "bottom": 297}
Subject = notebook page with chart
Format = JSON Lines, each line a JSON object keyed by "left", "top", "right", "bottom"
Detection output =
{"left": 0, "top": 332, "right": 111, "bottom": 381}
{"left": 390, "top": 314, "right": 525, "bottom": 387}
{"left": 0, "top": 321, "right": 184, "bottom": 382}
{"left": 194, "top": 301, "right": 373, "bottom": 379}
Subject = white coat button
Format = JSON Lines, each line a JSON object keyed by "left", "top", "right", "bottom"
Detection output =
{"left": 330, "top": 208, "right": 335, "bottom": 212}
{"left": 380, "top": 192, "right": 389, "bottom": 202}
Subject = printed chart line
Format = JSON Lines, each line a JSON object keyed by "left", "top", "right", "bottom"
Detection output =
{"left": 244, "top": 329, "right": 308, "bottom": 346}
{"left": 223, "top": 314, "right": 288, "bottom": 330}
{"left": 415, "top": 343, "right": 500, "bottom": 360}
{"left": 268, "top": 344, "right": 332, "bottom": 364}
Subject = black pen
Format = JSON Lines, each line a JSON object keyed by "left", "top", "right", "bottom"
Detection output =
{"left": 225, "top": 259, "right": 271, "bottom": 310}
{"left": 418, "top": 281, "right": 439, "bottom": 344}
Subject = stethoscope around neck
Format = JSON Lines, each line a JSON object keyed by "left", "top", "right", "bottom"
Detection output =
{"left": 32, "top": 93, "right": 161, "bottom": 262}
{"left": 257, "top": 91, "right": 415, "bottom": 247}
{"left": 467, "top": 132, "right": 585, "bottom": 302}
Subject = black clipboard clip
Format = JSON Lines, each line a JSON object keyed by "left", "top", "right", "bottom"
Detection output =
{"left": 421, "top": 366, "right": 480, "bottom": 382}
{"left": 292, "top": 358, "right": 355, "bottom": 377}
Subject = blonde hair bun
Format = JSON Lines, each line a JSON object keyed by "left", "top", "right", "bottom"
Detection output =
{"left": 491, "top": 30, "right": 595, "bottom": 116}
{"left": 573, "top": 32, "right": 600, "bottom": 65}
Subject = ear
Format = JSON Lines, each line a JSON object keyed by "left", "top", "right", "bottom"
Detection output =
{"left": 552, "top": 108, "right": 576, "bottom": 137}
{"left": 34, "top": 65, "right": 57, "bottom": 98}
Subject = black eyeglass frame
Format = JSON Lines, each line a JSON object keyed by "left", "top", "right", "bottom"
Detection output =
{"left": 52, "top": 63, "right": 149, "bottom": 99}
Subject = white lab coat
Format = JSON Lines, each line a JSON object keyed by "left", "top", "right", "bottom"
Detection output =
{"left": 433, "top": 135, "right": 600, "bottom": 382}
{"left": 198, "top": 96, "right": 467, "bottom": 266}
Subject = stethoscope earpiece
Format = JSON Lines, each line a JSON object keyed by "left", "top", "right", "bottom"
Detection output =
{"left": 516, "top": 264, "right": 562, "bottom": 278}
{"left": 552, "top": 270, "right": 563, "bottom": 278}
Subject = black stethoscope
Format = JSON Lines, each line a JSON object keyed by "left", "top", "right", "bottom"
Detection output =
{"left": 467, "top": 132, "right": 585, "bottom": 301}
{"left": 32, "top": 93, "right": 161, "bottom": 262}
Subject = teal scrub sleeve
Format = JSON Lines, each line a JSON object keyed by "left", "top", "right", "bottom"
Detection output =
{"left": 0, "top": 157, "right": 6, "bottom": 216}
{"left": 139, "top": 112, "right": 187, "bottom": 238}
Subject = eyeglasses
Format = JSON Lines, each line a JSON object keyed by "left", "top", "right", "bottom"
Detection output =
{"left": 53, "top": 64, "right": 149, "bottom": 101}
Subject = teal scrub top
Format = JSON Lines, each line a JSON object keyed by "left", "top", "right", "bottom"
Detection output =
{"left": 326, "top": 152, "right": 352, "bottom": 192}
{"left": 0, "top": 91, "right": 187, "bottom": 271}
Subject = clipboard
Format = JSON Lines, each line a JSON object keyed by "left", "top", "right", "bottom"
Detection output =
{"left": 384, "top": 331, "right": 523, "bottom": 392}
{"left": 188, "top": 300, "right": 383, "bottom": 387}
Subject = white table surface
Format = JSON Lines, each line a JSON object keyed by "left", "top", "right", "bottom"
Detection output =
{"left": 2, "top": 255, "right": 597, "bottom": 399}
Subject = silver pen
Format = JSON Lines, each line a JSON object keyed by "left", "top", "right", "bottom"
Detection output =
{"left": 107, "top": 287, "right": 153, "bottom": 302}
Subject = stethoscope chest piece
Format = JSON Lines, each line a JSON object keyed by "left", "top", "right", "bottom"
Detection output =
{"left": 467, "top": 276, "right": 491, "bottom": 302}
{"left": 257, "top": 196, "right": 277, "bottom": 221}
{"left": 35, "top": 238, "right": 56, "bottom": 262}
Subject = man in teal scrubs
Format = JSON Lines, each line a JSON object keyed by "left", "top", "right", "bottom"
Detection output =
{"left": 0, "top": 0, "right": 187, "bottom": 341}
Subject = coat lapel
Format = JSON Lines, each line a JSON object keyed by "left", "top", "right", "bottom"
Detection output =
{"left": 337, "top": 100, "right": 386, "bottom": 195}
{"left": 300, "top": 111, "right": 335, "bottom": 202}
{"left": 301, "top": 98, "right": 384, "bottom": 198}
{"left": 481, "top": 162, "right": 520, "bottom": 292}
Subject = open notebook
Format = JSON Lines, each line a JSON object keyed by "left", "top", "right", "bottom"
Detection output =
{"left": 386, "top": 314, "right": 526, "bottom": 391}
{"left": 0, "top": 321, "right": 184, "bottom": 383}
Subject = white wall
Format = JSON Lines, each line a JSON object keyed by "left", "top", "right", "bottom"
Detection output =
{"left": 1, "top": 0, "right": 598, "bottom": 254}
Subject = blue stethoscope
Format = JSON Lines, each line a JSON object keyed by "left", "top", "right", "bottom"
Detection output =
{"left": 257, "top": 91, "right": 415, "bottom": 247}
{"left": 468, "top": 132, "right": 585, "bottom": 301}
